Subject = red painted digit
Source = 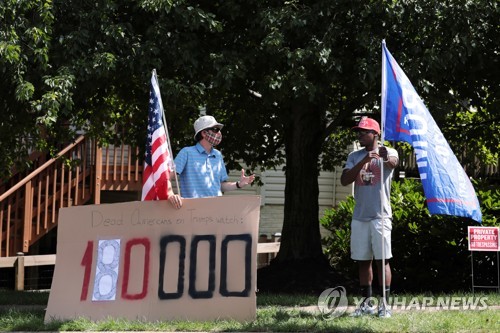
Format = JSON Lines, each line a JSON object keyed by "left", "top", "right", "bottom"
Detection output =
{"left": 80, "top": 241, "right": 93, "bottom": 301}
{"left": 121, "top": 238, "right": 150, "bottom": 300}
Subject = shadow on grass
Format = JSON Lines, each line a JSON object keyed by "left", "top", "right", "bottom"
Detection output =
{"left": 1, "top": 308, "right": 376, "bottom": 333}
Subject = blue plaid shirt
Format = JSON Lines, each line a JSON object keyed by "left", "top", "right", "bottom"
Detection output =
{"left": 174, "top": 143, "right": 228, "bottom": 198}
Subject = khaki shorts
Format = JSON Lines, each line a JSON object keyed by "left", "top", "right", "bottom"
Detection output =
{"left": 350, "top": 218, "right": 392, "bottom": 260}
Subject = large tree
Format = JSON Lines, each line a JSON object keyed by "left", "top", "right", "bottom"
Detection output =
{"left": 198, "top": 2, "right": 391, "bottom": 288}
{"left": 1, "top": 0, "right": 499, "bottom": 290}
{"left": 0, "top": 0, "right": 59, "bottom": 175}
{"left": 178, "top": 0, "right": 500, "bottom": 290}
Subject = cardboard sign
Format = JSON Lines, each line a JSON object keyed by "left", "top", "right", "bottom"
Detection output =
{"left": 44, "top": 196, "right": 261, "bottom": 322}
{"left": 468, "top": 226, "right": 500, "bottom": 251}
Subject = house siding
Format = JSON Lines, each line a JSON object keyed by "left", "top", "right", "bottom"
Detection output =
{"left": 224, "top": 166, "right": 352, "bottom": 238}
{"left": 100, "top": 144, "right": 353, "bottom": 238}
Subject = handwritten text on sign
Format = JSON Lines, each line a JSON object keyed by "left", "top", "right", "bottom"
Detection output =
{"left": 468, "top": 226, "right": 500, "bottom": 251}
{"left": 44, "top": 196, "right": 261, "bottom": 322}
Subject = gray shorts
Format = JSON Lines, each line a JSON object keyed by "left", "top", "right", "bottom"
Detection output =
{"left": 350, "top": 218, "right": 392, "bottom": 260}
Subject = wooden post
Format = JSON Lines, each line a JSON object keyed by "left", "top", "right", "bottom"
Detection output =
{"left": 257, "top": 234, "right": 269, "bottom": 268}
{"left": 270, "top": 232, "right": 281, "bottom": 260}
{"left": 15, "top": 252, "right": 25, "bottom": 291}
{"left": 23, "top": 182, "right": 33, "bottom": 252}
{"left": 94, "top": 146, "right": 102, "bottom": 204}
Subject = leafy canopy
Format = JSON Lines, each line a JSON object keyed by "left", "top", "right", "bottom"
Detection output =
{"left": 1, "top": 0, "right": 498, "bottom": 180}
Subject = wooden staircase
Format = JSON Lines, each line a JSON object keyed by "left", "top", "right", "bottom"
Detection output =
{"left": 0, "top": 136, "right": 143, "bottom": 258}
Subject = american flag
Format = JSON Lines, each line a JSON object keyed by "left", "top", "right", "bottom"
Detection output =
{"left": 141, "top": 72, "right": 171, "bottom": 200}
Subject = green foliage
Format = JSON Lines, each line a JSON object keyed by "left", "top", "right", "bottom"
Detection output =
{"left": 386, "top": 0, "right": 500, "bottom": 176}
{"left": 321, "top": 178, "right": 500, "bottom": 292}
{"left": 1, "top": 0, "right": 499, "bottom": 266}
{"left": 1, "top": 0, "right": 498, "bottom": 179}
{"left": 321, "top": 128, "right": 356, "bottom": 171}
{"left": 0, "top": 0, "right": 56, "bottom": 179}
{"left": 320, "top": 196, "right": 357, "bottom": 282}
{"left": 474, "top": 180, "right": 500, "bottom": 225}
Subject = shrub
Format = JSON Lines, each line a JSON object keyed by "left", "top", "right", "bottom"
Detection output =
{"left": 320, "top": 178, "right": 500, "bottom": 293}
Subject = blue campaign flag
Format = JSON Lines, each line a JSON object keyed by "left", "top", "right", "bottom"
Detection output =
{"left": 381, "top": 41, "right": 482, "bottom": 223}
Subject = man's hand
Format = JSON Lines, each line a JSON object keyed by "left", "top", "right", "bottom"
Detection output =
{"left": 379, "top": 146, "right": 388, "bottom": 160}
{"left": 238, "top": 169, "right": 255, "bottom": 187}
{"left": 379, "top": 146, "right": 398, "bottom": 168}
{"left": 168, "top": 194, "right": 183, "bottom": 209}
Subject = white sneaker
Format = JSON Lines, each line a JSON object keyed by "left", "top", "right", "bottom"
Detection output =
{"left": 351, "top": 303, "right": 375, "bottom": 317}
{"left": 378, "top": 305, "right": 392, "bottom": 318}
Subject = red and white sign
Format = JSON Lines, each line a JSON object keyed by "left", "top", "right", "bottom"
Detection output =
{"left": 468, "top": 226, "right": 500, "bottom": 251}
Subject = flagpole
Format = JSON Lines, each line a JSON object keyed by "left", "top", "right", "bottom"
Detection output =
{"left": 152, "top": 69, "right": 181, "bottom": 196}
{"left": 380, "top": 40, "right": 387, "bottom": 309}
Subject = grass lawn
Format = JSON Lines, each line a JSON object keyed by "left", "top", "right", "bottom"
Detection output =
{"left": 0, "top": 290, "right": 499, "bottom": 332}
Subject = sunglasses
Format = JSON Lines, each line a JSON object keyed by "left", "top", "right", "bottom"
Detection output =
{"left": 357, "top": 130, "right": 373, "bottom": 135}
{"left": 205, "top": 127, "right": 221, "bottom": 133}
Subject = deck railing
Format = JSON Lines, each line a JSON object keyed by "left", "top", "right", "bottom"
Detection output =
{"left": 0, "top": 136, "right": 94, "bottom": 257}
{"left": 0, "top": 137, "right": 144, "bottom": 258}
{"left": 94, "top": 144, "right": 143, "bottom": 203}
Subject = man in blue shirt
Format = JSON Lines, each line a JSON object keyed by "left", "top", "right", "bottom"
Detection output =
{"left": 168, "top": 115, "right": 255, "bottom": 209}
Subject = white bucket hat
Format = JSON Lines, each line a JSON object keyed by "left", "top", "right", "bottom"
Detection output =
{"left": 193, "top": 115, "right": 224, "bottom": 139}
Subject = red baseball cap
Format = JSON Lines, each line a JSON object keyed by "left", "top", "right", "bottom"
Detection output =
{"left": 352, "top": 116, "right": 380, "bottom": 134}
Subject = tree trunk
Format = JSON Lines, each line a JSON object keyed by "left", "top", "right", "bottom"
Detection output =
{"left": 276, "top": 103, "right": 325, "bottom": 262}
{"left": 257, "top": 104, "right": 345, "bottom": 293}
